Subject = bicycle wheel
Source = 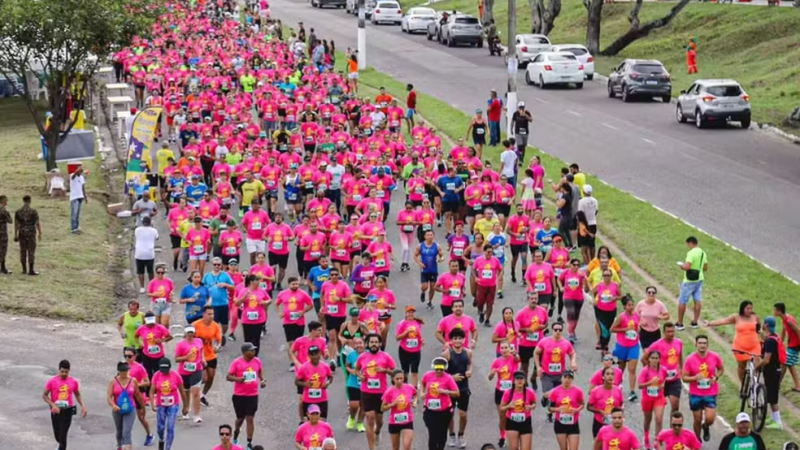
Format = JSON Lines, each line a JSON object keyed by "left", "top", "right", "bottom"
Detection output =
{"left": 752, "top": 383, "right": 768, "bottom": 432}
{"left": 739, "top": 370, "right": 751, "bottom": 411}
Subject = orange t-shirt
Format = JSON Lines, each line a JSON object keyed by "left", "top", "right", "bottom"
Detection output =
{"left": 192, "top": 318, "right": 222, "bottom": 361}
{"left": 348, "top": 59, "right": 358, "bottom": 74}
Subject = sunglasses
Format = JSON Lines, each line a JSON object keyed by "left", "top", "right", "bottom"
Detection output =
{"left": 571, "top": 263, "right": 580, "bottom": 267}
{"left": 213, "top": 263, "right": 222, "bottom": 266}
{"left": 603, "top": 357, "right": 613, "bottom": 362}
{"left": 125, "top": 354, "right": 136, "bottom": 358}
{"left": 647, "top": 290, "right": 656, "bottom": 294}
{"left": 220, "top": 432, "right": 231, "bottom": 436}
{"left": 553, "top": 328, "right": 563, "bottom": 332}
{"left": 157, "top": 271, "right": 166, "bottom": 274}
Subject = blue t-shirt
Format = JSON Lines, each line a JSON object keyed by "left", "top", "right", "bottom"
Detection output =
{"left": 308, "top": 266, "right": 332, "bottom": 299}
{"left": 436, "top": 176, "right": 463, "bottom": 203}
{"left": 535, "top": 228, "right": 559, "bottom": 250}
{"left": 180, "top": 284, "right": 210, "bottom": 320}
{"left": 202, "top": 272, "right": 234, "bottom": 307}
{"left": 168, "top": 177, "right": 186, "bottom": 200}
{"left": 346, "top": 350, "right": 362, "bottom": 389}
{"left": 185, "top": 183, "right": 207, "bottom": 206}
{"left": 420, "top": 241, "right": 439, "bottom": 274}
{"left": 488, "top": 233, "right": 507, "bottom": 265}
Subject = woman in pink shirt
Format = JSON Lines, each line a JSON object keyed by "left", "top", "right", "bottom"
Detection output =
{"left": 174, "top": 326, "right": 205, "bottom": 423}
{"left": 369, "top": 276, "right": 397, "bottom": 341}
{"left": 592, "top": 270, "right": 621, "bottom": 352}
{"left": 366, "top": 231, "right": 393, "bottom": 278}
{"left": 610, "top": 296, "right": 641, "bottom": 402}
{"left": 147, "top": 269, "right": 175, "bottom": 328}
{"left": 492, "top": 307, "right": 519, "bottom": 356}
{"left": 234, "top": 275, "right": 272, "bottom": 357}
{"left": 558, "top": 258, "right": 587, "bottom": 341}
{"left": 294, "top": 404, "right": 334, "bottom": 450}
{"left": 548, "top": 372, "right": 585, "bottom": 450}
{"left": 396, "top": 306, "right": 425, "bottom": 388}
{"left": 500, "top": 371, "right": 537, "bottom": 450}
{"left": 419, "top": 357, "right": 460, "bottom": 450}
{"left": 587, "top": 367, "right": 625, "bottom": 438}
{"left": 107, "top": 361, "right": 145, "bottom": 450}
{"left": 489, "top": 341, "right": 519, "bottom": 444}
{"left": 381, "top": 370, "right": 418, "bottom": 450}
{"left": 396, "top": 201, "right": 416, "bottom": 273}
{"left": 638, "top": 351, "right": 668, "bottom": 450}
{"left": 329, "top": 221, "right": 353, "bottom": 276}
{"left": 634, "top": 286, "right": 670, "bottom": 350}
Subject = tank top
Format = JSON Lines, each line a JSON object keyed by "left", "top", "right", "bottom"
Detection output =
{"left": 123, "top": 312, "right": 145, "bottom": 349}
{"left": 472, "top": 121, "right": 487, "bottom": 141}
{"left": 112, "top": 377, "right": 136, "bottom": 404}
{"left": 447, "top": 348, "right": 470, "bottom": 392}
{"left": 342, "top": 322, "right": 364, "bottom": 340}
{"left": 420, "top": 242, "right": 439, "bottom": 274}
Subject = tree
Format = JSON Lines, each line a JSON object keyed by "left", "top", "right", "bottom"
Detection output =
{"left": 529, "top": 0, "right": 562, "bottom": 35}
{"left": 584, "top": 0, "right": 604, "bottom": 55}
{"left": 599, "top": 0, "right": 691, "bottom": 56}
{"left": 0, "top": 0, "right": 162, "bottom": 170}
{"left": 484, "top": 0, "right": 496, "bottom": 26}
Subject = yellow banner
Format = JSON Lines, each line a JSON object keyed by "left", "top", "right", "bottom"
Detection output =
{"left": 125, "top": 106, "right": 162, "bottom": 195}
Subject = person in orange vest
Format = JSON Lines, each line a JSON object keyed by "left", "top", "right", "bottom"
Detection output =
{"left": 686, "top": 45, "right": 698, "bottom": 74}
{"left": 479, "top": 0, "right": 484, "bottom": 22}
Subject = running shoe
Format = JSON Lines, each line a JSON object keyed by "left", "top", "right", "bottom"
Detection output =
{"left": 143, "top": 435, "right": 154, "bottom": 447}
{"left": 200, "top": 395, "right": 209, "bottom": 406}
{"left": 194, "top": 416, "right": 203, "bottom": 424}
{"left": 511, "top": 274, "right": 517, "bottom": 283}
{"left": 702, "top": 422, "right": 710, "bottom": 442}
{"left": 357, "top": 422, "right": 366, "bottom": 432}
{"left": 448, "top": 435, "right": 456, "bottom": 447}
{"left": 498, "top": 438, "right": 506, "bottom": 448}
{"left": 479, "top": 313, "right": 485, "bottom": 324}
{"left": 459, "top": 436, "right": 467, "bottom": 448}
{"left": 346, "top": 416, "right": 356, "bottom": 430}
{"left": 497, "top": 291, "right": 504, "bottom": 299}
{"left": 691, "top": 321, "right": 699, "bottom": 329}
{"left": 180, "top": 414, "right": 190, "bottom": 420}
{"left": 628, "top": 391, "right": 638, "bottom": 402}
{"left": 675, "top": 323, "right": 685, "bottom": 331}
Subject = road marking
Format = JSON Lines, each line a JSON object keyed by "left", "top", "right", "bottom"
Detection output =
{"left": 640, "top": 137, "right": 655, "bottom": 145}
{"left": 601, "top": 122, "right": 619, "bottom": 131}
{"left": 567, "top": 110, "right": 581, "bottom": 117}
{"left": 532, "top": 97, "right": 550, "bottom": 104}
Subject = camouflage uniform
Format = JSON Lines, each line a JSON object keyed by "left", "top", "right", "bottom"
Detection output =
{"left": 0, "top": 205, "right": 10, "bottom": 272}
{"left": 14, "top": 204, "right": 39, "bottom": 273}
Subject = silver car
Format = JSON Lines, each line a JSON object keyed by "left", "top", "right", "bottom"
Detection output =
{"left": 346, "top": 0, "right": 376, "bottom": 16}
{"left": 401, "top": 7, "right": 436, "bottom": 33}
{"left": 676, "top": 79, "right": 751, "bottom": 129}
{"left": 440, "top": 14, "right": 483, "bottom": 47}
{"left": 426, "top": 11, "right": 460, "bottom": 42}
{"left": 371, "top": 1, "right": 402, "bottom": 24}
{"left": 506, "top": 34, "right": 552, "bottom": 67}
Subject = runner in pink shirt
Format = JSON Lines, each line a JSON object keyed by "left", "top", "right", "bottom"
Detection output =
{"left": 227, "top": 343, "right": 265, "bottom": 446}
{"left": 434, "top": 260, "right": 466, "bottom": 317}
{"left": 515, "top": 292, "right": 549, "bottom": 381}
{"left": 524, "top": 249, "right": 556, "bottom": 314}
{"left": 473, "top": 246, "right": 503, "bottom": 326}
{"left": 587, "top": 367, "right": 625, "bottom": 438}
{"left": 320, "top": 271, "right": 355, "bottom": 357}
{"left": 492, "top": 307, "right": 519, "bottom": 355}
{"left": 329, "top": 222, "right": 354, "bottom": 274}
{"left": 185, "top": 217, "right": 212, "bottom": 274}
{"left": 593, "top": 273, "right": 621, "bottom": 352}
{"left": 264, "top": 212, "right": 294, "bottom": 288}
{"left": 291, "top": 323, "right": 330, "bottom": 369}
{"left": 558, "top": 258, "right": 588, "bottom": 339}
{"left": 147, "top": 272, "right": 175, "bottom": 327}
{"left": 241, "top": 202, "right": 271, "bottom": 265}
{"left": 490, "top": 342, "right": 520, "bottom": 442}
{"left": 233, "top": 276, "right": 271, "bottom": 357}
{"left": 44, "top": 360, "right": 88, "bottom": 450}
{"left": 275, "top": 277, "right": 314, "bottom": 366}
{"left": 419, "top": 357, "right": 460, "bottom": 450}
{"left": 638, "top": 351, "right": 668, "bottom": 450}
{"left": 295, "top": 346, "right": 334, "bottom": 420}
{"left": 174, "top": 327, "right": 205, "bottom": 422}
{"left": 642, "top": 323, "right": 683, "bottom": 412}
{"left": 149, "top": 360, "right": 187, "bottom": 450}
{"left": 396, "top": 306, "right": 425, "bottom": 388}
{"left": 294, "top": 404, "right": 334, "bottom": 450}
{"left": 381, "top": 370, "right": 418, "bottom": 449}
{"left": 595, "top": 409, "right": 642, "bottom": 450}
{"left": 436, "top": 300, "right": 478, "bottom": 349}
{"left": 548, "top": 372, "right": 585, "bottom": 450}
{"left": 299, "top": 221, "right": 327, "bottom": 275}
{"left": 656, "top": 413, "right": 702, "bottom": 450}
{"left": 534, "top": 324, "right": 577, "bottom": 421}
{"left": 682, "top": 335, "right": 723, "bottom": 441}
{"left": 395, "top": 202, "right": 416, "bottom": 272}
{"left": 589, "top": 355, "right": 624, "bottom": 388}
{"left": 212, "top": 424, "right": 243, "bottom": 450}
{"left": 610, "top": 297, "right": 642, "bottom": 401}
{"left": 366, "top": 231, "right": 393, "bottom": 277}
{"left": 499, "top": 372, "right": 537, "bottom": 450}
{"left": 506, "top": 205, "right": 531, "bottom": 284}
{"left": 356, "top": 334, "right": 397, "bottom": 450}
{"left": 135, "top": 314, "right": 173, "bottom": 378}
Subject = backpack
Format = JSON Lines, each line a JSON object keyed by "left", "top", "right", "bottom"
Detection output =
{"left": 116, "top": 378, "right": 134, "bottom": 416}
{"left": 768, "top": 335, "right": 787, "bottom": 366}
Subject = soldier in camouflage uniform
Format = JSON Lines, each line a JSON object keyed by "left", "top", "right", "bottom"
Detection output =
{"left": 0, "top": 195, "right": 11, "bottom": 274}
{"left": 14, "top": 195, "right": 41, "bottom": 275}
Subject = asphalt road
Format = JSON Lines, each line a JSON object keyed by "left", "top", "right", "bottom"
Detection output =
{"left": 270, "top": 0, "right": 800, "bottom": 282}
{"left": 0, "top": 178, "right": 728, "bottom": 450}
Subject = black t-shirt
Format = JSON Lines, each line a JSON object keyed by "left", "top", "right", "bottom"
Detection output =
{"left": 762, "top": 334, "right": 782, "bottom": 373}
{"left": 512, "top": 111, "right": 530, "bottom": 134}
{"left": 560, "top": 191, "right": 573, "bottom": 217}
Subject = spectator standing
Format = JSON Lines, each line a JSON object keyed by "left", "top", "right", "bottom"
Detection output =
{"left": 69, "top": 164, "right": 87, "bottom": 234}
{"left": 487, "top": 90, "right": 503, "bottom": 147}
{"left": 718, "top": 413, "right": 766, "bottom": 450}
{"left": 499, "top": 140, "right": 518, "bottom": 188}
{"left": 134, "top": 217, "right": 159, "bottom": 294}
{"left": 577, "top": 185, "right": 598, "bottom": 260}
{"left": 0, "top": 195, "right": 11, "bottom": 274}
{"left": 758, "top": 316, "right": 784, "bottom": 430}
{"left": 676, "top": 236, "right": 708, "bottom": 330}
{"left": 14, "top": 195, "right": 42, "bottom": 275}
{"left": 773, "top": 302, "right": 800, "bottom": 392}
{"left": 405, "top": 84, "right": 417, "bottom": 133}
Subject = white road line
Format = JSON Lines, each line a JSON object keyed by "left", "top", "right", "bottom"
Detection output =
{"left": 532, "top": 97, "right": 550, "bottom": 104}
{"left": 601, "top": 122, "right": 619, "bottom": 131}
{"left": 640, "top": 137, "right": 655, "bottom": 145}
{"left": 567, "top": 110, "right": 581, "bottom": 117}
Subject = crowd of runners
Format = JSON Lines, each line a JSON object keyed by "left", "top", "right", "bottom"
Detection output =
{"left": 38, "top": 1, "right": 799, "bottom": 450}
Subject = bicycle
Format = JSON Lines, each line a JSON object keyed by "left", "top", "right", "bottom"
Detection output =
{"left": 736, "top": 350, "right": 767, "bottom": 432}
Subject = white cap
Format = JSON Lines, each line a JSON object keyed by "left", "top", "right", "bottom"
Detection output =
{"left": 184, "top": 326, "right": 196, "bottom": 334}
{"left": 735, "top": 412, "right": 751, "bottom": 424}
{"left": 517, "top": 101, "right": 525, "bottom": 107}
{"left": 583, "top": 184, "right": 593, "bottom": 194}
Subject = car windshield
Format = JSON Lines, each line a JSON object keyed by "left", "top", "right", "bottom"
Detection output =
{"left": 412, "top": 8, "right": 435, "bottom": 15}
{"left": 706, "top": 85, "right": 743, "bottom": 97}
{"left": 455, "top": 17, "right": 479, "bottom": 24}
{"left": 633, "top": 64, "right": 666, "bottom": 74}
{"left": 548, "top": 54, "right": 577, "bottom": 62}
{"left": 378, "top": 2, "right": 399, "bottom": 8}
{"left": 522, "top": 36, "right": 549, "bottom": 45}
{"left": 562, "top": 47, "right": 588, "bottom": 56}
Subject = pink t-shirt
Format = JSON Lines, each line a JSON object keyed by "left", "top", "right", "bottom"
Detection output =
{"left": 647, "top": 337, "right": 683, "bottom": 381}
{"left": 588, "top": 385, "right": 624, "bottom": 424}
{"left": 635, "top": 299, "right": 668, "bottom": 333}
{"left": 228, "top": 356, "right": 262, "bottom": 396}
{"left": 136, "top": 324, "right": 170, "bottom": 358}
{"left": 436, "top": 272, "right": 466, "bottom": 307}
{"left": 549, "top": 385, "right": 585, "bottom": 424}
{"left": 396, "top": 210, "right": 416, "bottom": 233}
{"left": 211, "top": 445, "right": 244, "bottom": 450}
{"left": 638, "top": 365, "right": 668, "bottom": 399}
{"left": 448, "top": 234, "right": 470, "bottom": 260}
{"left": 151, "top": 370, "right": 183, "bottom": 407}
{"left": 240, "top": 288, "right": 269, "bottom": 324}
{"left": 176, "top": 338, "right": 204, "bottom": 375}
{"left": 537, "top": 337, "right": 574, "bottom": 376}
{"left": 45, "top": 376, "right": 80, "bottom": 408}
{"left": 559, "top": 269, "right": 585, "bottom": 301}
{"left": 615, "top": 311, "right": 640, "bottom": 347}
{"left": 242, "top": 209, "right": 271, "bottom": 240}
{"left": 596, "top": 426, "right": 641, "bottom": 450}
{"left": 265, "top": 223, "right": 293, "bottom": 255}
{"left": 301, "top": 232, "right": 327, "bottom": 261}
{"left": 368, "top": 288, "right": 396, "bottom": 320}
{"left": 320, "top": 281, "right": 352, "bottom": 318}
{"left": 590, "top": 367, "right": 624, "bottom": 387}
{"left": 185, "top": 228, "right": 211, "bottom": 256}
{"left": 329, "top": 231, "right": 353, "bottom": 261}
{"left": 381, "top": 384, "right": 417, "bottom": 424}
{"left": 421, "top": 371, "right": 458, "bottom": 411}
{"left": 296, "top": 361, "right": 333, "bottom": 403}
{"left": 595, "top": 282, "right": 620, "bottom": 312}
{"left": 294, "top": 421, "right": 334, "bottom": 450}
{"left": 473, "top": 256, "right": 502, "bottom": 287}
{"left": 500, "top": 387, "right": 537, "bottom": 421}
{"left": 129, "top": 361, "right": 148, "bottom": 384}
{"left": 437, "top": 314, "right": 477, "bottom": 348}
{"left": 515, "top": 306, "right": 549, "bottom": 348}
{"left": 525, "top": 263, "right": 555, "bottom": 294}
{"left": 507, "top": 214, "right": 530, "bottom": 245}
{"left": 147, "top": 278, "right": 174, "bottom": 304}
{"left": 219, "top": 230, "right": 242, "bottom": 257}
{"left": 276, "top": 288, "right": 313, "bottom": 325}
{"left": 397, "top": 319, "right": 424, "bottom": 353}
{"left": 359, "top": 308, "right": 382, "bottom": 334}
{"left": 493, "top": 321, "right": 519, "bottom": 354}
{"left": 366, "top": 241, "right": 393, "bottom": 272}
{"left": 356, "top": 351, "right": 396, "bottom": 394}
{"left": 292, "top": 336, "right": 328, "bottom": 365}
{"left": 250, "top": 263, "right": 275, "bottom": 292}
{"left": 490, "top": 355, "right": 519, "bottom": 391}
{"left": 656, "top": 429, "right": 702, "bottom": 450}
{"left": 683, "top": 351, "right": 723, "bottom": 396}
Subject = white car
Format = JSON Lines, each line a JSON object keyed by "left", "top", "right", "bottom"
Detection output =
{"left": 371, "top": 1, "right": 402, "bottom": 24}
{"left": 507, "top": 34, "right": 552, "bottom": 67}
{"left": 401, "top": 7, "right": 436, "bottom": 33}
{"left": 551, "top": 44, "right": 595, "bottom": 80}
{"left": 524, "top": 51, "right": 585, "bottom": 89}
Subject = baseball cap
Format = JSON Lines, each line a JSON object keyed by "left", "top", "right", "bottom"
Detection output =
{"left": 307, "top": 404, "right": 321, "bottom": 414}
{"left": 405, "top": 305, "right": 416, "bottom": 312}
{"left": 308, "top": 345, "right": 321, "bottom": 354}
{"left": 241, "top": 342, "right": 258, "bottom": 353}
{"left": 184, "top": 326, "right": 196, "bottom": 334}
{"left": 158, "top": 357, "right": 171, "bottom": 373}
{"left": 583, "top": 184, "right": 593, "bottom": 194}
{"left": 518, "top": 101, "right": 525, "bottom": 108}
{"left": 736, "top": 412, "right": 751, "bottom": 424}
{"left": 349, "top": 307, "right": 360, "bottom": 317}
{"left": 228, "top": 258, "right": 239, "bottom": 266}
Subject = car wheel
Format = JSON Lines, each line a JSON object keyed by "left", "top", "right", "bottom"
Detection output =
{"left": 621, "top": 86, "right": 631, "bottom": 103}
{"left": 607, "top": 82, "right": 616, "bottom": 98}
{"left": 539, "top": 75, "right": 546, "bottom": 90}
{"left": 695, "top": 109, "right": 706, "bottom": 129}
{"left": 525, "top": 71, "right": 533, "bottom": 86}
{"left": 661, "top": 95, "right": 671, "bottom": 103}
{"left": 586, "top": 74, "right": 594, "bottom": 81}
{"left": 741, "top": 116, "right": 751, "bottom": 129}
{"left": 447, "top": 35, "right": 455, "bottom": 47}
{"left": 576, "top": 82, "right": 584, "bottom": 90}
{"left": 676, "top": 104, "right": 687, "bottom": 123}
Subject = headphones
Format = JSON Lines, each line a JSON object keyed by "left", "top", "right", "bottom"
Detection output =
{"left": 431, "top": 357, "right": 449, "bottom": 371}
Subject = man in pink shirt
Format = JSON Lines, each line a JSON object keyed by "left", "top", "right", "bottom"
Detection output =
{"left": 515, "top": 291, "right": 549, "bottom": 386}
{"left": 435, "top": 299, "right": 478, "bottom": 349}
{"left": 226, "top": 343, "right": 266, "bottom": 448}
{"left": 473, "top": 245, "right": 503, "bottom": 327}
{"left": 212, "top": 424, "right": 244, "bottom": 450}
{"left": 265, "top": 212, "right": 294, "bottom": 289}
{"left": 295, "top": 345, "right": 334, "bottom": 421}
{"left": 299, "top": 221, "right": 327, "bottom": 275}
{"left": 43, "top": 359, "right": 88, "bottom": 450}
{"left": 656, "top": 411, "right": 702, "bottom": 450}
{"left": 593, "top": 408, "right": 641, "bottom": 450}
{"left": 241, "top": 199, "right": 271, "bottom": 265}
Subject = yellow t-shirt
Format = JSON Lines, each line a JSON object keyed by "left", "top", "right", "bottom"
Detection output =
{"left": 474, "top": 217, "right": 501, "bottom": 240}
{"left": 588, "top": 267, "right": 621, "bottom": 289}
{"left": 240, "top": 180, "right": 265, "bottom": 207}
{"left": 573, "top": 172, "right": 586, "bottom": 198}
{"left": 70, "top": 110, "right": 86, "bottom": 130}
{"left": 156, "top": 148, "right": 175, "bottom": 176}
{"left": 178, "top": 219, "right": 192, "bottom": 248}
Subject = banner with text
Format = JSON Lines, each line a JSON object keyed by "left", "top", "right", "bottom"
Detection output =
{"left": 125, "top": 106, "right": 162, "bottom": 195}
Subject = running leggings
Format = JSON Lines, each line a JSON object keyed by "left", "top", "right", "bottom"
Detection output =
{"left": 157, "top": 405, "right": 179, "bottom": 450}
{"left": 564, "top": 299, "right": 584, "bottom": 322}
{"left": 242, "top": 323, "right": 263, "bottom": 356}
{"left": 399, "top": 231, "right": 413, "bottom": 264}
{"left": 424, "top": 408, "right": 454, "bottom": 450}
{"left": 595, "top": 307, "right": 617, "bottom": 348}
{"left": 51, "top": 410, "right": 74, "bottom": 450}
{"left": 112, "top": 410, "right": 135, "bottom": 447}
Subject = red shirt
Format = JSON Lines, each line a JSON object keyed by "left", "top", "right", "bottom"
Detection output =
{"left": 785, "top": 314, "right": 800, "bottom": 349}
{"left": 487, "top": 98, "right": 502, "bottom": 122}
{"left": 407, "top": 90, "right": 417, "bottom": 109}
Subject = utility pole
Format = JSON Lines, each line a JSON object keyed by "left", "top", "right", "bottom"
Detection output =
{"left": 357, "top": 0, "right": 367, "bottom": 69}
{"left": 505, "top": 0, "right": 517, "bottom": 137}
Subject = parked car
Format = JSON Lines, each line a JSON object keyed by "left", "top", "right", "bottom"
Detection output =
{"left": 506, "top": 34, "right": 552, "bottom": 67}
{"left": 551, "top": 44, "right": 594, "bottom": 80}
{"left": 401, "top": 7, "right": 436, "bottom": 33}
{"left": 676, "top": 79, "right": 751, "bottom": 129}
{"left": 607, "top": 59, "right": 671, "bottom": 103}
{"left": 311, "top": 0, "right": 345, "bottom": 9}
{"left": 439, "top": 13, "right": 483, "bottom": 47}
{"left": 426, "top": 11, "right": 460, "bottom": 42}
{"left": 346, "top": 0, "right": 377, "bottom": 16}
{"left": 371, "top": 1, "right": 402, "bottom": 24}
{"left": 524, "top": 51, "right": 584, "bottom": 89}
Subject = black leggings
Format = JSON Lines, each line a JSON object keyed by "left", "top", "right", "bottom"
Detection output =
{"left": 558, "top": 215, "right": 573, "bottom": 248}
{"left": 113, "top": 62, "right": 124, "bottom": 83}
{"left": 556, "top": 289, "right": 565, "bottom": 317}
{"left": 201, "top": 158, "right": 215, "bottom": 187}
{"left": 142, "top": 354, "right": 161, "bottom": 381}
{"left": 52, "top": 409, "right": 74, "bottom": 450}
{"left": 242, "top": 323, "right": 263, "bottom": 357}
{"left": 564, "top": 299, "right": 584, "bottom": 322}
{"left": 423, "top": 408, "right": 454, "bottom": 450}
{"left": 595, "top": 307, "right": 617, "bottom": 348}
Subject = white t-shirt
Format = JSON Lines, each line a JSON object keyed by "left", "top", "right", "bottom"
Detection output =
{"left": 69, "top": 174, "right": 86, "bottom": 201}
{"left": 326, "top": 164, "right": 346, "bottom": 188}
{"left": 578, "top": 196, "right": 598, "bottom": 226}
{"left": 500, "top": 149, "right": 517, "bottom": 178}
{"left": 134, "top": 226, "right": 159, "bottom": 260}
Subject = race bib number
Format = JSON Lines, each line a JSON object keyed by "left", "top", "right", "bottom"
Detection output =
{"left": 402, "top": 225, "right": 414, "bottom": 233}
{"left": 193, "top": 245, "right": 204, "bottom": 254}
{"left": 305, "top": 181, "right": 314, "bottom": 189}
{"left": 476, "top": 128, "right": 485, "bottom": 135}
{"left": 698, "top": 378, "right": 712, "bottom": 390}
{"left": 330, "top": 182, "right": 340, "bottom": 189}
{"left": 518, "top": 129, "right": 527, "bottom": 135}
{"left": 243, "top": 371, "right": 257, "bottom": 383}
{"left": 604, "top": 414, "right": 613, "bottom": 424}
{"left": 361, "top": 280, "right": 372, "bottom": 289}
{"left": 273, "top": 242, "right": 283, "bottom": 250}
{"left": 646, "top": 387, "right": 659, "bottom": 398}
{"left": 367, "top": 378, "right": 381, "bottom": 390}
{"left": 625, "top": 330, "right": 637, "bottom": 341}
{"left": 202, "top": 219, "right": 211, "bottom": 227}
{"left": 156, "top": 297, "right": 167, "bottom": 304}
{"left": 482, "top": 270, "right": 493, "bottom": 279}
{"left": 161, "top": 395, "right": 175, "bottom": 406}
{"left": 426, "top": 398, "right": 442, "bottom": 410}
{"left": 326, "top": 304, "right": 339, "bottom": 315}
{"left": 310, "top": 251, "right": 321, "bottom": 258}
{"left": 526, "top": 331, "right": 540, "bottom": 342}
{"left": 548, "top": 363, "right": 562, "bottom": 373}
{"left": 305, "top": 136, "right": 313, "bottom": 143}
{"left": 499, "top": 380, "right": 512, "bottom": 390}
{"left": 448, "top": 288, "right": 461, "bottom": 298}
{"left": 184, "top": 362, "right": 197, "bottom": 372}
{"left": 667, "top": 369, "right": 678, "bottom": 379}
{"left": 406, "top": 338, "right": 419, "bottom": 349}
{"left": 393, "top": 412, "right": 409, "bottom": 423}
{"left": 225, "top": 246, "right": 237, "bottom": 255}
{"left": 376, "top": 260, "right": 386, "bottom": 268}
{"left": 251, "top": 221, "right": 262, "bottom": 230}
{"left": 534, "top": 282, "right": 546, "bottom": 292}
{"left": 567, "top": 279, "right": 579, "bottom": 289}
{"left": 481, "top": 195, "right": 490, "bottom": 203}
{"left": 55, "top": 400, "right": 70, "bottom": 408}
{"left": 554, "top": 268, "right": 563, "bottom": 277}
{"left": 266, "top": 180, "right": 276, "bottom": 187}
{"left": 376, "top": 191, "right": 385, "bottom": 198}
{"left": 308, "top": 389, "right": 322, "bottom": 399}
{"left": 600, "top": 294, "right": 612, "bottom": 303}
{"left": 259, "top": 282, "right": 268, "bottom": 290}
{"left": 336, "top": 249, "right": 347, "bottom": 257}
{"left": 453, "top": 248, "right": 463, "bottom": 257}
{"left": 510, "top": 412, "right": 526, "bottom": 422}
{"left": 352, "top": 195, "right": 362, "bottom": 202}
{"left": 246, "top": 311, "right": 260, "bottom": 321}
{"left": 445, "top": 183, "right": 455, "bottom": 191}
{"left": 422, "top": 224, "right": 432, "bottom": 231}
{"left": 559, "top": 413, "right": 574, "bottom": 425}
{"left": 147, "top": 345, "right": 161, "bottom": 355}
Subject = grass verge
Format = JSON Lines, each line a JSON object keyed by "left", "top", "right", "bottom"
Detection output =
{"left": 403, "top": 0, "right": 800, "bottom": 128}
{"left": 0, "top": 99, "right": 116, "bottom": 321}
{"left": 346, "top": 62, "right": 800, "bottom": 446}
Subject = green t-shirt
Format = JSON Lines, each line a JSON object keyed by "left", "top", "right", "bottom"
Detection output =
{"left": 401, "top": 162, "right": 425, "bottom": 180}
{"left": 727, "top": 435, "right": 757, "bottom": 450}
{"left": 240, "top": 74, "right": 256, "bottom": 93}
{"left": 683, "top": 246, "right": 706, "bottom": 282}
{"left": 209, "top": 217, "right": 235, "bottom": 248}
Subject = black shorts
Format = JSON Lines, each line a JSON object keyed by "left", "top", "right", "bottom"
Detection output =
{"left": 505, "top": 417, "right": 533, "bottom": 435}
{"left": 454, "top": 390, "right": 470, "bottom": 411}
{"left": 136, "top": 259, "right": 155, "bottom": 276}
{"left": 538, "top": 293, "right": 554, "bottom": 307}
{"left": 411, "top": 200, "right": 423, "bottom": 209}
{"left": 510, "top": 243, "right": 529, "bottom": 257}
{"left": 442, "top": 201, "right": 459, "bottom": 214}
{"left": 592, "top": 419, "right": 604, "bottom": 438}
{"left": 518, "top": 346, "right": 536, "bottom": 365}
{"left": 664, "top": 379, "right": 682, "bottom": 398}
{"left": 302, "top": 187, "right": 314, "bottom": 196}
{"left": 639, "top": 328, "right": 661, "bottom": 350}
{"left": 347, "top": 387, "right": 361, "bottom": 402}
{"left": 360, "top": 392, "right": 384, "bottom": 413}
{"left": 232, "top": 394, "right": 259, "bottom": 419}
{"left": 465, "top": 206, "right": 483, "bottom": 218}
{"left": 283, "top": 323, "right": 305, "bottom": 342}
{"left": 325, "top": 315, "right": 345, "bottom": 333}
{"left": 213, "top": 305, "right": 230, "bottom": 326}
{"left": 494, "top": 389, "right": 506, "bottom": 406}
{"left": 304, "top": 260, "right": 319, "bottom": 275}
{"left": 182, "top": 371, "right": 202, "bottom": 390}
{"left": 269, "top": 252, "right": 289, "bottom": 269}
{"left": 388, "top": 422, "right": 414, "bottom": 434}
{"left": 554, "top": 421, "right": 580, "bottom": 435}
{"left": 266, "top": 189, "right": 279, "bottom": 199}
{"left": 302, "top": 401, "right": 328, "bottom": 418}
{"left": 398, "top": 347, "right": 421, "bottom": 374}
{"left": 206, "top": 358, "right": 218, "bottom": 369}
{"left": 170, "top": 235, "right": 182, "bottom": 249}
{"left": 420, "top": 272, "right": 438, "bottom": 284}
{"left": 297, "top": 384, "right": 304, "bottom": 395}
{"left": 350, "top": 249, "right": 362, "bottom": 260}
{"left": 765, "top": 368, "right": 781, "bottom": 405}
{"left": 493, "top": 204, "right": 510, "bottom": 217}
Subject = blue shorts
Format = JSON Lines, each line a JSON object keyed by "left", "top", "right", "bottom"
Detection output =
{"left": 406, "top": 108, "right": 415, "bottom": 119}
{"left": 612, "top": 343, "right": 640, "bottom": 362}
{"left": 787, "top": 347, "right": 800, "bottom": 367}
{"left": 212, "top": 305, "right": 229, "bottom": 326}
{"left": 689, "top": 394, "right": 717, "bottom": 411}
{"left": 678, "top": 281, "right": 703, "bottom": 305}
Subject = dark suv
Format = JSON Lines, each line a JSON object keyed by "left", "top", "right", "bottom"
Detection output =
{"left": 607, "top": 59, "right": 672, "bottom": 103}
